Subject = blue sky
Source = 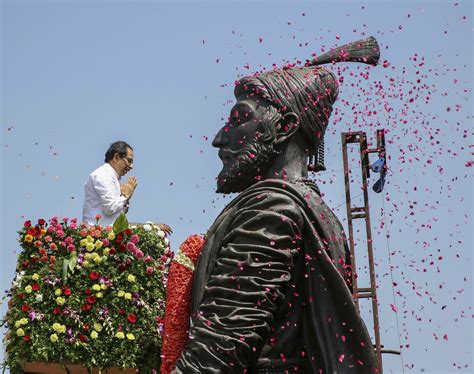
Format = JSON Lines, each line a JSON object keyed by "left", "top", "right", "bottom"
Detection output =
{"left": 1, "top": 1, "right": 472, "bottom": 372}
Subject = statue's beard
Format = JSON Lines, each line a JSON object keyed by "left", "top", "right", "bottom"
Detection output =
{"left": 216, "top": 139, "right": 278, "bottom": 194}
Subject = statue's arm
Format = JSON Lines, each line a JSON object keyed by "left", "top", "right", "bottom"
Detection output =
{"left": 174, "top": 192, "right": 303, "bottom": 373}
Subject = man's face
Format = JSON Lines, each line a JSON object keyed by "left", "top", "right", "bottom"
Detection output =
{"left": 116, "top": 147, "right": 134, "bottom": 177}
{"left": 212, "top": 94, "right": 280, "bottom": 193}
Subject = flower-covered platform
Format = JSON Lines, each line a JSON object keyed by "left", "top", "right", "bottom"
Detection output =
{"left": 2, "top": 214, "right": 173, "bottom": 373}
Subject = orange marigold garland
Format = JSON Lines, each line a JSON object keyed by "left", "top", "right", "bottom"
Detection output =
{"left": 161, "top": 235, "right": 205, "bottom": 374}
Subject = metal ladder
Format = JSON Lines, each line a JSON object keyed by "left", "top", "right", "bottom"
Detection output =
{"left": 341, "top": 129, "right": 397, "bottom": 373}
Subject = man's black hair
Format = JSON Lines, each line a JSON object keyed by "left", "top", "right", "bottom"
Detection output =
{"left": 104, "top": 141, "right": 133, "bottom": 163}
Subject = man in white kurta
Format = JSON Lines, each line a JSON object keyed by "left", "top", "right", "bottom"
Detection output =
{"left": 82, "top": 141, "right": 137, "bottom": 227}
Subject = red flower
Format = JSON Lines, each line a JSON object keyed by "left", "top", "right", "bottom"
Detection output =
{"left": 87, "top": 296, "right": 97, "bottom": 304}
{"left": 23, "top": 335, "right": 30, "bottom": 343}
{"left": 119, "top": 243, "right": 126, "bottom": 252}
{"left": 63, "top": 288, "right": 71, "bottom": 296}
{"left": 24, "top": 220, "right": 31, "bottom": 227}
{"left": 27, "top": 228, "right": 37, "bottom": 236}
{"left": 17, "top": 293, "right": 25, "bottom": 300}
{"left": 53, "top": 307, "right": 61, "bottom": 315}
{"left": 79, "top": 334, "right": 88, "bottom": 342}
{"left": 89, "top": 272, "right": 99, "bottom": 281}
{"left": 85, "top": 289, "right": 91, "bottom": 295}
{"left": 109, "top": 248, "right": 117, "bottom": 255}
{"left": 31, "top": 283, "right": 40, "bottom": 291}
{"left": 21, "top": 304, "right": 30, "bottom": 312}
{"left": 116, "top": 233, "right": 124, "bottom": 243}
{"left": 81, "top": 303, "right": 91, "bottom": 312}
{"left": 117, "top": 264, "right": 127, "bottom": 272}
{"left": 127, "top": 313, "right": 137, "bottom": 324}
{"left": 38, "top": 219, "right": 46, "bottom": 226}
{"left": 83, "top": 323, "right": 90, "bottom": 331}
{"left": 125, "top": 229, "right": 132, "bottom": 236}
{"left": 117, "top": 309, "right": 125, "bottom": 315}
{"left": 21, "top": 261, "right": 29, "bottom": 269}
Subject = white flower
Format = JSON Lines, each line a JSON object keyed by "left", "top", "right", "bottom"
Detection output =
{"left": 164, "top": 237, "right": 169, "bottom": 246}
{"left": 146, "top": 221, "right": 154, "bottom": 225}
{"left": 143, "top": 224, "right": 152, "bottom": 232}
{"left": 130, "top": 225, "right": 137, "bottom": 229}
{"left": 36, "top": 293, "right": 43, "bottom": 302}
{"left": 157, "top": 230, "right": 165, "bottom": 239}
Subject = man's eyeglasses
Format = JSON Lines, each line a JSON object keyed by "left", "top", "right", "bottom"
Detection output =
{"left": 122, "top": 156, "right": 134, "bottom": 165}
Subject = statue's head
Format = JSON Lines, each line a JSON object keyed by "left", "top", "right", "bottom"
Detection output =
{"left": 212, "top": 65, "right": 339, "bottom": 193}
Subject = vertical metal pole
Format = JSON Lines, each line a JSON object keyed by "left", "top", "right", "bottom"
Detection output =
{"left": 341, "top": 133, "right": 359, "bottom": 309}
{"left": 359, "top": 133, "right": 383, "bottom": 373}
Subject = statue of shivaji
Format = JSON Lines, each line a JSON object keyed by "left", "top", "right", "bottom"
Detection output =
{"left": 174, "top": 37, "right": 381, "bottom": 373}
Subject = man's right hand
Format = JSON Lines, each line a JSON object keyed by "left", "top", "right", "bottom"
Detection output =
{"left": 121, "top": 176, "right": 138, "bottom": 199}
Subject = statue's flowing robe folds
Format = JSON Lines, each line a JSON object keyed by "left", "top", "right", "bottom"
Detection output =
{"left": 175, "top": 179, "right": 378, "bottom": 373}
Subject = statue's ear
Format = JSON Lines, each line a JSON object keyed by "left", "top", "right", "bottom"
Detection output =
{"left": 274, "top": 112, "right": 299, "bottom": 145}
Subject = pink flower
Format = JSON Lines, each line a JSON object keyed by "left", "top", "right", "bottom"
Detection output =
{"left": 95, "top": 214, "right": 102, "bottom": 222}
{"left": 71, "top": 218, "right": 78, "bottom": 224}
{"left": 65, "top": 236, "right": 73, "bottom": 245}
{"left": 105, "top": 226, "right": 113, "bottom": 233}
{"left": 69, "top": 223, "right": 77, "bottom": 230}
{"left": 130, "top": 234, "right": 140, "bottom": 244}
{"left": 56, "top": 230, "right": 65, "bottom": 238}
{"left": 135, "top": 249, "right": 144, "bottom": 258}
{"left": 62, "top": 217, "right": 69, "bottom": 223}
{"left": 102, "top": 238, "right": 110, "bottom": 247}
{"left": 67, "top": 244, "right": 76, "bottom": 251}
{"left": 146, "top": 266, "right": 154, "bottom": 275}
{"left": 126, "top": 242, "right": 136, "bottom": 251}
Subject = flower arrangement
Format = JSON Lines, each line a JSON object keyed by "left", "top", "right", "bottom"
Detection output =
{"left": 2, "top": 214, "right": 173, "bottom": 373}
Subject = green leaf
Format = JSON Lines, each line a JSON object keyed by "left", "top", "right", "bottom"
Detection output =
{"left": 62, "top": 259, "right": 69, "bottom": 283}
{"left": 113, "top": 212, "right": 129, "bottom": 234}
{"left": 68, "top": 256, "right": 77, "bottom": 272}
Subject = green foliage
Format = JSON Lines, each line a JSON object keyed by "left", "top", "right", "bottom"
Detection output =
{"left": 2, "top": 218, "right": 172, "bottom": 372}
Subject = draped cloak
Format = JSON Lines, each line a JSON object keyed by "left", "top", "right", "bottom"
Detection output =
{"left": 174, "top": 179, "right": 378, "bottom": 373}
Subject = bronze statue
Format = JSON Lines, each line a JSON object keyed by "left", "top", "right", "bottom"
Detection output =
{"left": 174, "top": 37, "right": 381, "bottom": 373}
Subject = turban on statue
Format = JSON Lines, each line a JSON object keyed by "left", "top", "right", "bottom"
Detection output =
{"left": 235, "top": 66, "right": 339, "bottom": 153}
{"left": 234, "top": 36, "right": 380, "bottom": 170}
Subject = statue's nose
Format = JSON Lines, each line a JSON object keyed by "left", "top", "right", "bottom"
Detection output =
{"left": 212, "top": 127, "right": 230, "bottom": 148}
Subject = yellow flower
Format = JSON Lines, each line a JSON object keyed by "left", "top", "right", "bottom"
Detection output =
{"left": 15, "top": 321, "right": 21, "bottom": 328}
{"left": 24, "top": 235, "right": 33, "bottom": 243}
{"left": 93, "top": 323, "right": 103, "bottom": 332}
{"left": 108, "top": 232, "right": 115, "bottom": 240}
{"left": 80, "top": 238, "right": 88, "bottom": 247}
{"left": 90, "top": 331, "right": 98, "bottom": 339}
{"left": 32, "top": 273, "right": 40, "bottom": 281}
{"left": 100, "top": 284, "right": 107, "bottom": 290}
{"left": 86, "top": 242, "right": 95, "bottom": 252}
{"left": 16, "top": 328, "right": 25, "bottom": 337}
{"left": 96, "top": 292, "right": 103, "bottom": 298}
{"left": 127, "top": 274, "right": 136, "bottom": 283}
{"left": 95, "top": 240, "right": 103, "bottom": 249}
{"left": 126, "top": 333, "right": 135, "bottom": 340}
{"left": 124, "top": 292, "right": 132, "bottom": 300}
{"left": 56, "top": 297, "right": 66, "bottom": 306}
{"left": 50, "top": 333, "right": 59, "bottom": 342}
{"left": 92, "top": 284, "right": 101, "bottom": 291}
{"left": 20, "top": 318, "right": 28, "bottom": 325}
{"left": 115, "top": 331, "right": 125, "bottom": 339}
{"left": 24, "top": 285, "right": 32, "bottom": 294}
{"left": 82, "top": 260, "right": 90, "bottom": 268}
{"left": 103, "top": 247, "right": 110, "bottom": 255}
{"left": 40, "top": 228, "right": 47, "bottom": 235}
{"left": 86, "top": 235, "right": 94, "bottom": 243}
{"left": 53, "top": 324, "right": 66, "bottom": 334}
{"left": 55, "top": 288, "right": 62, "bottom": 296}
{"left": 94, "top": 256, "right": 102, "bottom": 264}
{"left": 85, "top": 253, "right": 92, "bottom": 260}
{"left": 117, "top": 290, "right": 125, "bottom": 298}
